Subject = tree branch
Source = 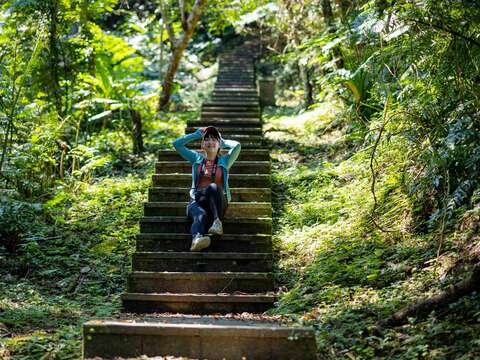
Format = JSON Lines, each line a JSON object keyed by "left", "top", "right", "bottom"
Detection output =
{"left": 378, "top": 263, "right": 480, "bottom": 328}
{"left": 369, "top": 98, "right": 395, "bottom": 233}
{"left": 159, "top": 0, "right": 176, "bottom": 50}
{"left": 179, "top": 0, "right": 188, "bottom": 31}
{"left": 411, "top": 18, "right": 480, "bottom": 48}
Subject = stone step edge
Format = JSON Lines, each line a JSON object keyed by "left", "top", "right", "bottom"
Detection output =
{"left": 83, "top": 320, "right": 315, "bottom": 338}
{"left": 149, "top": 187, "right": 271, "bottom": 192}
{"left": 152, "top": 174, "right": 271, "bottom": 178}
{"left": 140, "top": 216, "right": 272, "bottom": 223}
{"left": 121, "top": 293, "right": 276, "bottom": 303}
{"left": 136, "top": 233, "right": 271, "bottom": 240}
{"left": 133, "top": 252, "right": 272, "bottom": 259}
{"left": 158, "top": 149, "right": 269, "bottom": 155}
{"left": 155, "top": 161, "right": 269, "bottom": 165}
{"left": 144, "top": 202, "right": 271, "bottom": 208}
{"left": 129, "top": 271, "right": 272, "bottom": 279}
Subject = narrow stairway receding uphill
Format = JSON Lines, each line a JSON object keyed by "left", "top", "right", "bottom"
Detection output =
{"left": 82, "top": 39, "right": 317, "bottom": 360}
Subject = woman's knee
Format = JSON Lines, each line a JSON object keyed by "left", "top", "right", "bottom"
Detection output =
{"left": 206, "top": 183, "right": 219, "bottom": 194}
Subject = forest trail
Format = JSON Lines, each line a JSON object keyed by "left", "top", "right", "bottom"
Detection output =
{"left": 82, "top": 39, "right": 316, "bottom": 359}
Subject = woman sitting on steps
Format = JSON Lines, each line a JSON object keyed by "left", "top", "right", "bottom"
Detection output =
{"left": 172, "top": 126, "right": 241, "bottom": 251}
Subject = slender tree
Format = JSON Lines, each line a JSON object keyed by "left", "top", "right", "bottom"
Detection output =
{"left": 158, "top": 0, "right": 206, "bottom": 111}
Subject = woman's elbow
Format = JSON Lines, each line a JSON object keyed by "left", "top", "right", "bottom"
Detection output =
{"left": 172, "top": 139, "right": 180, "bottom": 150}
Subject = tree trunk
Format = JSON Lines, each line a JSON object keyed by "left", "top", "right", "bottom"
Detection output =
{"left": 378, "top": 263, "right": 480, "bottom": 328}
{"left": 321, "top": 0, "right": 344, "bottom": 69}
{"left": 130, "top": 109, "right": 144, "bottom": 154}
{"left": 48, "top": 0, "right": 62, "bottom": 116}
{"left": 158, "top": 0, "right": 206, "bottom": 111}
{"left": 335, "top": 0, "right": 351, "bottom": 20}
{"left": 300, "top": 64, "right": 314, "bottom": 109}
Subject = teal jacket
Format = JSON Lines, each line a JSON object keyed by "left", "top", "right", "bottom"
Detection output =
{"left": 172, "top": 128, "right": 241, "bottom": 202}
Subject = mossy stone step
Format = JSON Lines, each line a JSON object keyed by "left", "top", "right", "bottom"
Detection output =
{"left": 201, "top": 105, "right": 260, "bottom": 112}
{"left": 216, "top": 82, "right": 255, "bottom": 86}
{"left": 158, "top": 149, "right": 270, "bottom": 161}
{"left": 210, "top": 97, "right": 260, "bottom": 102}
{"left": 152, "top": 173, "right": 271, "bottom": 188}
{"left": 155, "top": 160, "right": 270, "bottom": 174}
{"left": 203, "top": 100, "right": 259, "bottom": 107}
{"left": 216, "top": 77, "right": 255, "bottom": 81}
{"left": 132, "top": 252, "right": 273, "bottom": 272}
{"left": 148, "top": 187, "right": 271, "bottom": 203}
{"left": 185, "top": 126, "right": 262, "bottom": 136}
{"left": 202, "top": 111, "right": 260, "bottom": 119}
{"left": 213, "top": 89, "right": 258, "bottom": 94}
{"left": 204, "top": 102, "right": 260, "bottom": 108}
{"left": 189, "top": 133, "right": 263, "bottom": 143}
{"left": 83, "top": 316, "right": 316, "bottom": 359}
{"left": 135, "top": 233, "right": 272, "bottom": 253}
{"left": 121, "top": 293, "right": 276, "bottom": 315}
{"left": 127, "top": 271, "right": 274, "bottom": 293}
{"left": 199, "top": 119, "right": 262, "bottom": 127}
{"left": 139, "top": 216, "right": 272, "bottom": 234}
{"left": 144, "top": 202, "right": 272, "bottom": 217}
{"left": 188, "top": 119, "right": 261, "bottom": 128}
{"left": 214, "top": 86, "right": 257, "bottom": 91}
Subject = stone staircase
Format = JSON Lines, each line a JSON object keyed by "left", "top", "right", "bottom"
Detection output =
{"left": 83, "top": 40, "right": 317, "bottom": 360}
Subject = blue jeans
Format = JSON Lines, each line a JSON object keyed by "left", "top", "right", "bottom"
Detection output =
{"left": 187, "top": 183, "right": 228, "bottom": 238}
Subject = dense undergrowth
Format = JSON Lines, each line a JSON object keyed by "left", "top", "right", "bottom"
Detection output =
{"left": 264, "top": 101, "right": 480, "bottom": 359}
{"left": 0, "top": 113, "right": 189, "bottom": 358}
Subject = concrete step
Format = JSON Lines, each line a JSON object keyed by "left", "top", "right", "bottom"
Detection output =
{"left": 136, "top": 233, "right": 272, "bottom": 253}
{"left": 190, "top": 133, "right": 263, "bottom": 142}
{"left": 187, "top": 119, "right": 261, "bottom": 128}
{"left": 197, "top": 117, "right": 262, "bottom": 124}
{"left": 202, "top": 111, "right": 259, "bottom": 119}
{"left": 204, "top": 100, "right": 260, "bottom": 107}
{"left": 185, "top": 126, "right": 263, "bottom": 136}
{"left": 216, "top": 82, "right": 255, "bottom": 87}
{"left": 201, "top": 105, "right": 260, "bottom": 112}
{"left": 216, "top": 76, "right": 255, "bottom": 81}
{"left": 148, "top": 187, "right": 271, "bottom": 203}
{"left": 132, "top": 252, "right": 273, "bottom": 272}
{"left": 218, "top": 64, "right": 254, "bottom": 69}
{"left": 139, "top": 216, "right": 272, "bottom": 234}
{"left": 214, "top": 87, "right": 257, "bottom": 92}
{"left": 211, "top": 96, "right": 259, "bottom": 102}
{"left": 219, "top": 62, "right": 254, "bottom": 66}
{"left": 158, "top": 149, "right": 270, "bottom": 161}
{"left": 213, "top": 88, "right": 258, "bottom": 93}
{"left": 175, "top": 142, "right": 265, "bottom": 150}
{"left": 83, "top": 316, "right": 317, "bottom": 359}
{"left": 216, "top": 81, "right": 255, "bottom": 86}
{"left": 210, "top": 97, "right": 259, "bottom": 102}
{"left": 152, "top": 174, "right": 271, "bottom": 188}
{"left": 121, "top": 293, "right": 276, "bottom": 314}
{"left": 127, "top": 271, "right": 274, "bottom": 293}
{"left": 155, "top": 160, "right": 270, "bottom": 174}
{"left": 144, "top": 202, "right": 272, "bottom": 217}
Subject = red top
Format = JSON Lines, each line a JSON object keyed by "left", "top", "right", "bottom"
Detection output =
{"left": 196, "top": 158, "right": 224, "bottom": 189}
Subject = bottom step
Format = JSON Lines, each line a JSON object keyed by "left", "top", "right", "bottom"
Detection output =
{"left": 83, "top": 316, "right": 317, "bottom": 359}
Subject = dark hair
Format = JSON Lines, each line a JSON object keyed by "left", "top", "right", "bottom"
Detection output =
{"left": 203, "top": 126, "right": 221, "bottom": 140}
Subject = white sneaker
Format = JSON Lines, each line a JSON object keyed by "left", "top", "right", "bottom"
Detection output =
{"left": 208, "top": 218, "right": 223, "bottom": 235}
{"left": 190, "top": 234, "right": 211, "bottom": 251}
